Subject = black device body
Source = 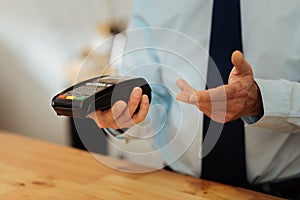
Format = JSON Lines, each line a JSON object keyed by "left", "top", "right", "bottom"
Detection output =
{"left": 51, "top": 76, "right": 152, "bottom": 118}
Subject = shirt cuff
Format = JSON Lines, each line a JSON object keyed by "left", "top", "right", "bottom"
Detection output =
{"left": 103, "top": 128, "right": 128, "bottom": 140}
{"left": 243, "top": 78, "right": 290, "bottom": 129}
{"left": 242, "top": 116, "right": 260, "bottom": 124}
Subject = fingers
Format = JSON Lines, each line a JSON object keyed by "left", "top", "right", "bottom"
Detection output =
{"left": 87, "top": 100, "right": 127, "bottom": 129}
{"left": 176, "top": 53, "right": 254, "bottom": 123}
{"left": 114, "top": 87, "right": 143, "bottom": 127}
{"left": 176, "top": 79, "right": 194, "bottom": 93}
{"left": 176, "top": 91, "right": 194, "bottom": 103}
{"left": 231, "top": 50, "right": 244, "bottom": 68}
{"left": 128, "top": 87, "right": 143, "bottom": 116}
{"left": 112, "top": 93, "right": 150, "bottom": 128}
{"left": 87, "top": 87, "right": 150, "bottom": 129}
{"left": 111, "top": 100, "right": 128, "bottom": 120}
{"left": 176, "top": 79, "right": 226, "bottom": 105}
{"left": 132, "top": 95, "right": 150, "bottom": 123}
{"left": 231, "top": 50, "right": 252, "bottom": 75}
{"left": 121, "top": 95, "right": 150, "bottom": 127}
{"left": 176, "top": 79, "right": 199, "bottom": 104}
{"left": 175, "top": 78, "right": 238, "bottom": 123}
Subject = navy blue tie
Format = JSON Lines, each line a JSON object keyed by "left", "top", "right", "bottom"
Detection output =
{"left": 201, "top": 0, "right": 248, "bottom": 186}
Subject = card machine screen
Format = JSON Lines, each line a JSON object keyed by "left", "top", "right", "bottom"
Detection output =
{"left": 51, "top": 76, "right": 152, "bottom": 118}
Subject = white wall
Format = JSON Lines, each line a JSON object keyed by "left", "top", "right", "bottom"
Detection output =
{"left": 0, "top": 0, "right": 132, "bottom": 144}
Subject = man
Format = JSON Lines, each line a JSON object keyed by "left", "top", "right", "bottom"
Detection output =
{"left": 89, "top": 0, "right": 300, "bottom": 198}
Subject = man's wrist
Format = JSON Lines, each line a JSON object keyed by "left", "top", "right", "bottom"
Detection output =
{"left": 244, "top": 81, "right": 264, "bottom": 118}
{"left": 253, "top": 81, "right": 264, "bottom": 118}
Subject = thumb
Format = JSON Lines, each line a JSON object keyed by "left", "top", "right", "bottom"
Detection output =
{"left": 231, "top": 50, "right": 251, "bottom": 75}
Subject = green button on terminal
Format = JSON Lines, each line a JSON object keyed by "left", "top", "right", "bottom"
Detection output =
{"left": 75, "top": 96, "right": 86, "bottom": 101}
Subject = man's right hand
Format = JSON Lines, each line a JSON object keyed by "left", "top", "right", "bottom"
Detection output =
{"left": 87, "top": 87, "right": 150, "bottom": 129}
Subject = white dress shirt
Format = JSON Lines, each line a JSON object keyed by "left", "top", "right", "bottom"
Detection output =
{"left": 117, "top": 0, "right": 300, "bottom": 184}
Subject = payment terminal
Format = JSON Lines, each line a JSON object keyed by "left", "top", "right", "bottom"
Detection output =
{"left": 51, "top": 76, "right": 152, "bottom": 118}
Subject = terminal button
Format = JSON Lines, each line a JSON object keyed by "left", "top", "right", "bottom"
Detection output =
{"left": 58, "top": 95, "right": 67, "bottom": 99}
{"left": 66, "top": 96, "right": 76, "bottom": 100}
{"left": 75, "top": 96, "right": 86, "bottom": 101}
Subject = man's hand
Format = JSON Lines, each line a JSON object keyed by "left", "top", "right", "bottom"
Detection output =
{"left": 88, "top": 87, "right": 150, "bottom": 129}
{"left": 176, "top": 50, "right": 263, "bottom": 123}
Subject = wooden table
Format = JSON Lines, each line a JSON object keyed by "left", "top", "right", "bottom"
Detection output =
{"left": 0, "top": 131, "right": 283, "bottom": 200}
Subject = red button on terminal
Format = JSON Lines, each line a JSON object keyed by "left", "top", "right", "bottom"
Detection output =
{"left": 58, "top": 95, "right": 67, "bottom": 99}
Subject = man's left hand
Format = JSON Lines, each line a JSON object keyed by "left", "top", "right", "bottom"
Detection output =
{"left": 176, "top": 50, "right": 263, "bottom": 123}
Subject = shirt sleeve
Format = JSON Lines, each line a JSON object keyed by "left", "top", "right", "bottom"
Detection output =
{"left": 243, "top": 78, "right": 300, "bottom": 133}
{"left": 107, "top": 4, "right": 172, "bottom": 138}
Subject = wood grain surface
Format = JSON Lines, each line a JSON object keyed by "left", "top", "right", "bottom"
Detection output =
{"left": 0, "top": 131, "right": 284, "bottom": 200}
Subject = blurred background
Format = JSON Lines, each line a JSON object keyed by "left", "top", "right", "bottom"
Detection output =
{"left": 0, "top": 0, "right": 131, "bottom": 145}
{"left": 0, "top": 0, "right": 164, "bottom": 168}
